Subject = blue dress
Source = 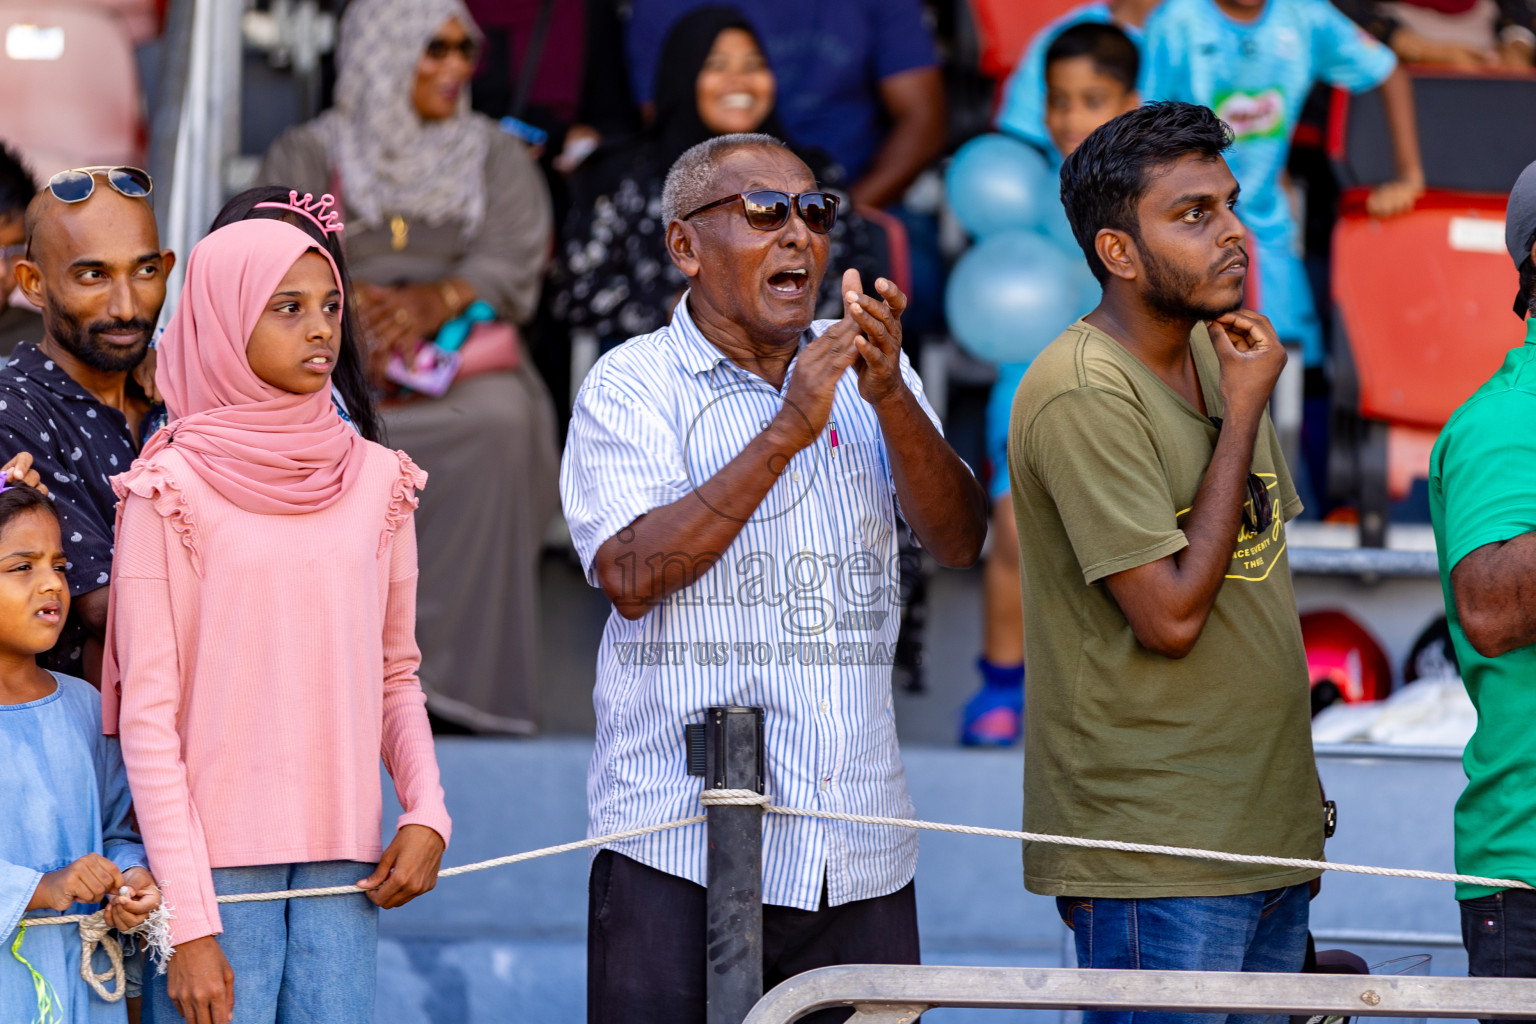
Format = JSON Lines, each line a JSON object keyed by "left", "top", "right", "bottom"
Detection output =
{"left": 0, "top": 673, "right": 146, "bottom": 1024}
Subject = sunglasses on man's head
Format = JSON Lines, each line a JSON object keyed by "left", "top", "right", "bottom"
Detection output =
{"left": 682, "top": 190, "right": 840, "bottom": 234}
{"left": 425, "top": 36, "right": 477, "bottom": 61}
{"left": 46, "top": 166, "right": 153, "bottom": 205}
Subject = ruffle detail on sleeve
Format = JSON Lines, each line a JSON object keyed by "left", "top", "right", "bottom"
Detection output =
{"left": 112, "top": 461, "right": 202, "bottom": 577}
{"left": 380, "top": 450, "right": 428, "bottom": 556}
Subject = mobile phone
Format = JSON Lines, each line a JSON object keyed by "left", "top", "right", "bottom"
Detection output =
{"left": 499, "top": 116, "right": 549, "bottom": 148}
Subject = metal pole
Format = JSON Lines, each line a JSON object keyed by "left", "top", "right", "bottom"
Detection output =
{"left": 704, "top": 706, "right": 766, "bottom": 1024}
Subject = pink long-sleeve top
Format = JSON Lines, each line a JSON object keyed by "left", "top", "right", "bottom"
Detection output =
{"left": 107, "top": 442, "right": 452, "bottom": 946}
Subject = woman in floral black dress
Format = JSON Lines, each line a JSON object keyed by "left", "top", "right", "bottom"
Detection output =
{"left": 554, "top": 5, "right": 883, "bottom": 350}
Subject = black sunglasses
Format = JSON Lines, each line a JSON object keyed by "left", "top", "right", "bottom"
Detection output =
{"left": 425, "top": 36, "right": 478, "bottom": 61}
{"left": 682, "top": 190, "right": 840, "bottom": 234}
{"left": 46, "top": 166, "right": 153, "bottom": 205}
{"left": 1241, "top": 472, "right": 1275, "bottom": 536}
{"left": 1210, "top": 415, "right": 1276, "bottom": 537}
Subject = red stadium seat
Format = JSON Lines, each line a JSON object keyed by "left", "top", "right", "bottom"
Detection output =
{"left": 0, "top": 2, "right": 145, "bottom": 177}
{"left": 1330, "top": 190, "right": 1519, "bottom": 544}
{"left": 854, "top": 203, "right": 914, "bottom": 302}
{"left": 1325, "top": 72, "right": 1536, "bottom": 543}
{"left": 967, "top": 0, "right": 1081, "bottom": 81}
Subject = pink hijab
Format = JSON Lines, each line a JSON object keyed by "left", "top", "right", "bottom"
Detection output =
{"left": 147, "top": 219, "right": 367, "bottom": 514}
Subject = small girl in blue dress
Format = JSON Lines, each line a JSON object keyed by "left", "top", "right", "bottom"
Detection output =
{"left": 0, "top": 481, "right": 161, "bottom": 1023}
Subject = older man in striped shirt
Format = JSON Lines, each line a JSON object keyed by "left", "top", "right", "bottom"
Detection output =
{"left": 561, "top": 132, "right": 986, "bottom": 1023}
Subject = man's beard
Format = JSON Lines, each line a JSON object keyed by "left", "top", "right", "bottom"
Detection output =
{"left": 1141, "top": 243, "right": 1247, "bottom": 323}
{"left": 45, "top": 305, "right": 152, "bottom": 373}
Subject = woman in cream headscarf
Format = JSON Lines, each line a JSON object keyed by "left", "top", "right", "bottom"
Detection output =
{"left": 261, "top": 0, "right": 560, "bottom": 736}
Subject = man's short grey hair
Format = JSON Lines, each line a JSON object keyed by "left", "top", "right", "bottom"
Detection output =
{"left": 661, "top": 133, "right": 791, "bottom": 226}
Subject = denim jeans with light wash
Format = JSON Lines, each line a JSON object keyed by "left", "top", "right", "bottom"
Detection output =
{"left": 1057, "top": 883, "right": 1311, "bottom": 1024}
{"left": 143, "top": 861, "right": 377, "bottom": 1024}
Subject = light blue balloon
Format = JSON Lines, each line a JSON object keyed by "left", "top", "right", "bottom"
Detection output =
{"left": 1075, "top": 255, "right": 1102, "bottom": 313}
{"left": 945, "top": 231, "right": 1097, "bottom": 365}
{"left": 945, "top": 133, "right": 1053, "bottom": 239}
{"left": 1037, "top": 192, "right": 1080, "bottom": 252}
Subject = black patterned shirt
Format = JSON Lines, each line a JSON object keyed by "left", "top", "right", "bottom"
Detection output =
{"left": 0, "top": 343, "right": 142, "bottom": 675}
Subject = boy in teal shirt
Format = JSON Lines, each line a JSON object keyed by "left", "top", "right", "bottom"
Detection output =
{"left": 1430, "top": 160, "right": 1536, "bottom": 987}
{"left": 994, "top": 0, "right": 1159, "bottom": 160}
{"left": 1143, "top": 0, "right": 1423, "bottom": 367}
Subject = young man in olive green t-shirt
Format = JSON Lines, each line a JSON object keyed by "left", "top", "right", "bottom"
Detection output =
{"left": 1010, "top": 102, "right": 1324, "bottom": 1012}
{"left": 1429, "top": 158, "right": 1536, "bottom": 991}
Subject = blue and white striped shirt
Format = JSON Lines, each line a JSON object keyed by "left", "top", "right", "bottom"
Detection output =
{"left": 560, "top": 296, "right": 941, "bottom": 910}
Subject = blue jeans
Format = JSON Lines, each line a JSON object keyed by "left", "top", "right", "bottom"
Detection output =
{"left": 1057, "top": 883, "right": 1311, "bottom": 1024}
{"left": 143, "top": 861, "right": 378, "bottom": 1024}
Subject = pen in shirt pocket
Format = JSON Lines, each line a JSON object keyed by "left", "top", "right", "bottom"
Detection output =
{"left": 828, "top": 420, "right": 841, "bottom": 459}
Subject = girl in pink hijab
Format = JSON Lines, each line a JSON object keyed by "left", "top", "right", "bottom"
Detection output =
{"left": 106, "top": 218, "right": 451, "bottom": 1024}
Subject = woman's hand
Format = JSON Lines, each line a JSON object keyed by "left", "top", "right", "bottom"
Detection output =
{"left": 103, "top": 865, "right": 160, "bottom": 932}
{"left": 394, "top": 283, "right": 453, "bottom": 337}
{"left": 0, "top": 451, "right": 47, "bottom": 495}
{"left": 356, "top": 824, "right": 445, "bottom": 909}
{"left": 359, "top": 283, "right": 419, "bottom": 355}
{"left": 359, "top": 283, "right": 452, "bottom": 348}
{"left": 358, "top": 283, "right": 424, "bottom": 386}
{"left": 168, "top": 935, "right": 235, "bottom": 1024}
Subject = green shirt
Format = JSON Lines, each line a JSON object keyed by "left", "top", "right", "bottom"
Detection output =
{"left": 1428, "top": 318, "right": 1536, "bottom": 900}
{"left": 1009, "top": 319, "right": 1323, "bottom": 898}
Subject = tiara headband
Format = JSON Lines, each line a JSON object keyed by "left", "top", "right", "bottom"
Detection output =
{"left": 253, "top": 191, "right": 344, "bottom": 236}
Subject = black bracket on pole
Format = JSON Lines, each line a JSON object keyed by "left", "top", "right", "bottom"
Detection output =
{"left": 693, "top": 706, "right": 765, "bottom": 1024}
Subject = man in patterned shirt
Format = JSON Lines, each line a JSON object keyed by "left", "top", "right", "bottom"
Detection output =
{"left": 8, "top": 169, "right": 172, "bottom": 681}
{"left": 561, "top": 133, "right": 986, "bottom": 1023}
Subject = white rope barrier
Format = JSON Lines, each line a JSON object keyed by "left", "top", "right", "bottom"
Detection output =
{"left": 8, "top": 900, "right": 175, "bottom": 1006}
{"left": 75, "top": 912, "right": 126, "bottom": 1002}
{"left": 701, "top": 789, "right": 1534, "bottom": 889}
{"left": 21, "top": 793, "right": 1532, "bottom": 925}
{"left": 770, "top": 805, "right": 1533, "bottom": 890}
{"left": 10, "top": 816, "right": 708, "bottom": 1001}
{"left": 700, "top": 790, "right": 773, "bottom": 807}
{"left": 15, "top": 787, "right": 1530, "bottom": 983}
{"left": 18, "top": 814, "right": 709, "bottom": 928}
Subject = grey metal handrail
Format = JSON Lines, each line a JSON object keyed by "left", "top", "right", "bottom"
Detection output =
{"left": 1314, "top": 742, "right": 1462, "bottom": 761}
{"left": 1312, "top": 928, "right": 1464, "bottom": 949}
{"left": 1289, "top": 546, "right": 1439, "bottom": 578}
{"left": 740, "top": 966, "right": 1536, "bottom": 1024}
